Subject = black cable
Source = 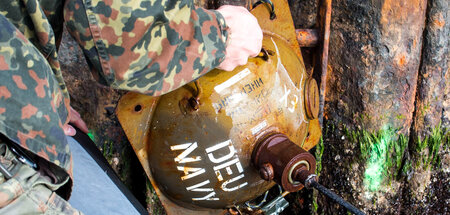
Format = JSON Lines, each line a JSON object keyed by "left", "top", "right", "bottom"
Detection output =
{"left": 310, "top": 180, "right": 365, "bottom": 215}
{"left": 252, "top": 0, "right": 276, "bottom": 20}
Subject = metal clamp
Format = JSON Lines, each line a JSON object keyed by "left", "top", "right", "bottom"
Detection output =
{"left": 261, "top": 193, "right": 289, "bottom": 215}
{"left": 0, "top": 145, "right": 24, "bottom": 179}
{"left": 0, "top": 161, "right": 14, "bottom": 179}
{"left": 244, "top": 185, "right": 283, "bottom": 210}
{"left": 7, "top": 142, "right": 38, "bottom": 170}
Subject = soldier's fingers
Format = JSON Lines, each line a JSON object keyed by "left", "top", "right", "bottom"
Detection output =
{"left": 72, "top": 118, "right": 89, "bottom": 134}
{"left": 70, "top": 106, "right": 81, "bottom": 118}
{"left": 63, "top": 124, "right": 76, "bottom": 136}
{"left": 216, "top": 5, "right": 262, "bottom": 71}
{"left": 237, "top": 56, "right": 248, "bottom": 66}
{"left": 69, "top": 107, "right": 89, "bottom": 133}
{"left": 218, "top": 60, "right": 235, "bottom": 71}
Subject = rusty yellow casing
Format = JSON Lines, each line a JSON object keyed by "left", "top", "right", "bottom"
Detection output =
{"left": 117, "top": 0, "right": 321, "bottom": 212}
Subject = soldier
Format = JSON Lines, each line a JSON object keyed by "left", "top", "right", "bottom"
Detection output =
{"left": 0, "top": 0, "right": 262, "bottom": 214}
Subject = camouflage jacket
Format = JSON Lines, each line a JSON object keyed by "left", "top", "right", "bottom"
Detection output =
{"left": 0, "top": 0, "right": 228, "bottom": 177}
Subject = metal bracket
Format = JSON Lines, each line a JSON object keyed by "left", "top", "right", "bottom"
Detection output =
{"left": 261, "top": 195, "right": 289, "bottom": 215}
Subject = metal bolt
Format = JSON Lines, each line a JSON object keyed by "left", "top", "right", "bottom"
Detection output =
{"left": 188, "top": 97, "right": 199, "bottom": 110}
{"left": 259, "top": 163, "right": 274, "bottom": 181}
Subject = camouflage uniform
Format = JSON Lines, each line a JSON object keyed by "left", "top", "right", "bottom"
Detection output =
{"left": 0, "top": 0, "right": 228, "bottom": 212}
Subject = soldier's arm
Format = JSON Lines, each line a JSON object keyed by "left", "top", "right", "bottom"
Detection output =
{"left": 64, "top": 0, "right": 261, "bottom": 96}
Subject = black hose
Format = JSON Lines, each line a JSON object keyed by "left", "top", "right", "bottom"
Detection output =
{"left": 310, "top": 180, "right": 365, "bottom": 215}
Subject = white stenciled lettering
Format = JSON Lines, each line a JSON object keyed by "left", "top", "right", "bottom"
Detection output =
{"left": 271, "top": 37, "right": 305, "bottom": 115}
{"left": 221, "top": 174, "right": 248, "bottom": 192}
{"left": 214, "top": 159, "right": 244, "bottom": 181}
{"left": 215, "top": 171, "right": 224, "bottom": 181}
{"left": 186, "top": 180, "right": 213, "bottom": 192}
{"left": 171, "top": 142, "right": 201, "bottom": 163}
{"left": 171, "top": 142, "right": 216, "bottom": 200}
{"left": 176, "top": 166, "right": 206, "bottom": 181}
{"left": 192, "top": 192, "right": 219, "bottom": 201}
{"left": 172, "top": 139, "right": 249, "bottom": 199}
{"left": 187, "top": 180, "right": 219, "bottom": 201}
{"left": 288, "top": 94, "right": 298, "bottom": 113}
{"left": 205, "top": 139, "right": 248, "bottom": 192}
{"left": 225, "top": 167, "right": 233, "bottom": 175}
{"left": 213, "top": 158, "right": 240, "bottom": 171}
{"left": 205, "top": 140, "right": 236, "bottom": 164}
{"left": 214, "top": 68, "right": 251, "bottom": 93}
{"left": 279, "top": 81, "right": 303, "bottom": 113}
{"left": 251, "top": 120, "right": 268, "bottom": 135}
{"left": 279, "top": 85, "right": 291, "bottom": 108}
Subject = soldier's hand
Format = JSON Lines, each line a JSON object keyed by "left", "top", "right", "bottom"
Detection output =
{"left": 216, "top": 5, "right": 263, "bottom": 71}
{"left": 63, "top": 107, "right": 89, "bottom": 136}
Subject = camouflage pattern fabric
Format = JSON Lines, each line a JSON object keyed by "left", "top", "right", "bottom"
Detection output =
{"left": 0, "top": 143, "right": 83, "bottom": 214}
{"left": 65, "top": 0, "right": 228, "bottom": 95}
{"left": 0, "top": 0, "right": 228, "bottom": 181}
{"left": 0, "top": 6, "right": 72, "bottom": 173}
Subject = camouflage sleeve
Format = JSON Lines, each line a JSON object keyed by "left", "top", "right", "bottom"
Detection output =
{"left": 64, "top": 0, "right": 229, "bottom": 96}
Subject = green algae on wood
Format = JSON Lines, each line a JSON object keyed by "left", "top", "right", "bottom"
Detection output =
{"left": 345, "top": 124, "right": 448, "bottom": 192}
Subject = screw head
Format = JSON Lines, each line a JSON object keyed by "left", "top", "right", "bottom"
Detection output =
{"left": 259, "top": 163, "right": 274, "bottom": 181}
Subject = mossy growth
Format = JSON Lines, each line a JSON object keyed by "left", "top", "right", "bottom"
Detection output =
{"left": 315, "top": 137, "right": 325, "bottom": 177}
{"left": 362, "top": 129, "right": 407, "bottom": 191}
{"left": 312, "top": 137, "right": 324, "bottom": 214}
{"left": 90, "top": 130, "right": 117, "bottom": 163}
{"left": 312, "top": 122, "right": 332, "bottom": 214}
{"left": 146, "top": 180, "right": 166, "bottom": 215}
{"left": 343, "top": 124, "right": 448, "bottom": 192}
{"left": 415, "top": 123, "right": 449, "bottom": 170}
{"left": 101, "top": 140, "right": 115, "bottom": 162}
{"left": 395, "top": 114, "right": 405, "bottom": 120}
{"left": 344, "top": 126, "right": 408, "bottom": 191}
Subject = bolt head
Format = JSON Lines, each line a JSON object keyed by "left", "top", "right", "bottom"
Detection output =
{"left": 188, "top": 97, "right": 199, "bottom": 110}
{"left": 259, "top": 163, "right": 274, "bottom": 181}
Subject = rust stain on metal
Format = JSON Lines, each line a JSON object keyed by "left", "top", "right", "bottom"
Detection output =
{"left": 117, "top": 93, "right": 224, "bottom": 214}
{"left": 259, "top": 162, "right": 275, "bottom": 181}
{"left": 302, "top": 119, "right": 321, "bottom": 151}
{"left": 296, "top": 29, "right": 319, "bottom": 47}
{"left": 147, "top": 47, "right": 296, "bottom": 208}
{"left": 305, "top": 78, "right": 320, "bottom": 119}
{"left": 116, "top": 92, "right": 158, "bottom": 177}
{"left": 380, "top": 0, "right": 425, "bottom": 28}
{"left": 252, "top": 133, "right": 316, "bottom": 192}
{"left": 251, "top": 0, "right": 302, "bottom": 57}
{"left": 317, "top": 0, "right": 332, "bottom": 127}
{"left": 117, "top": 0, "right": 322, "bottom": 213}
